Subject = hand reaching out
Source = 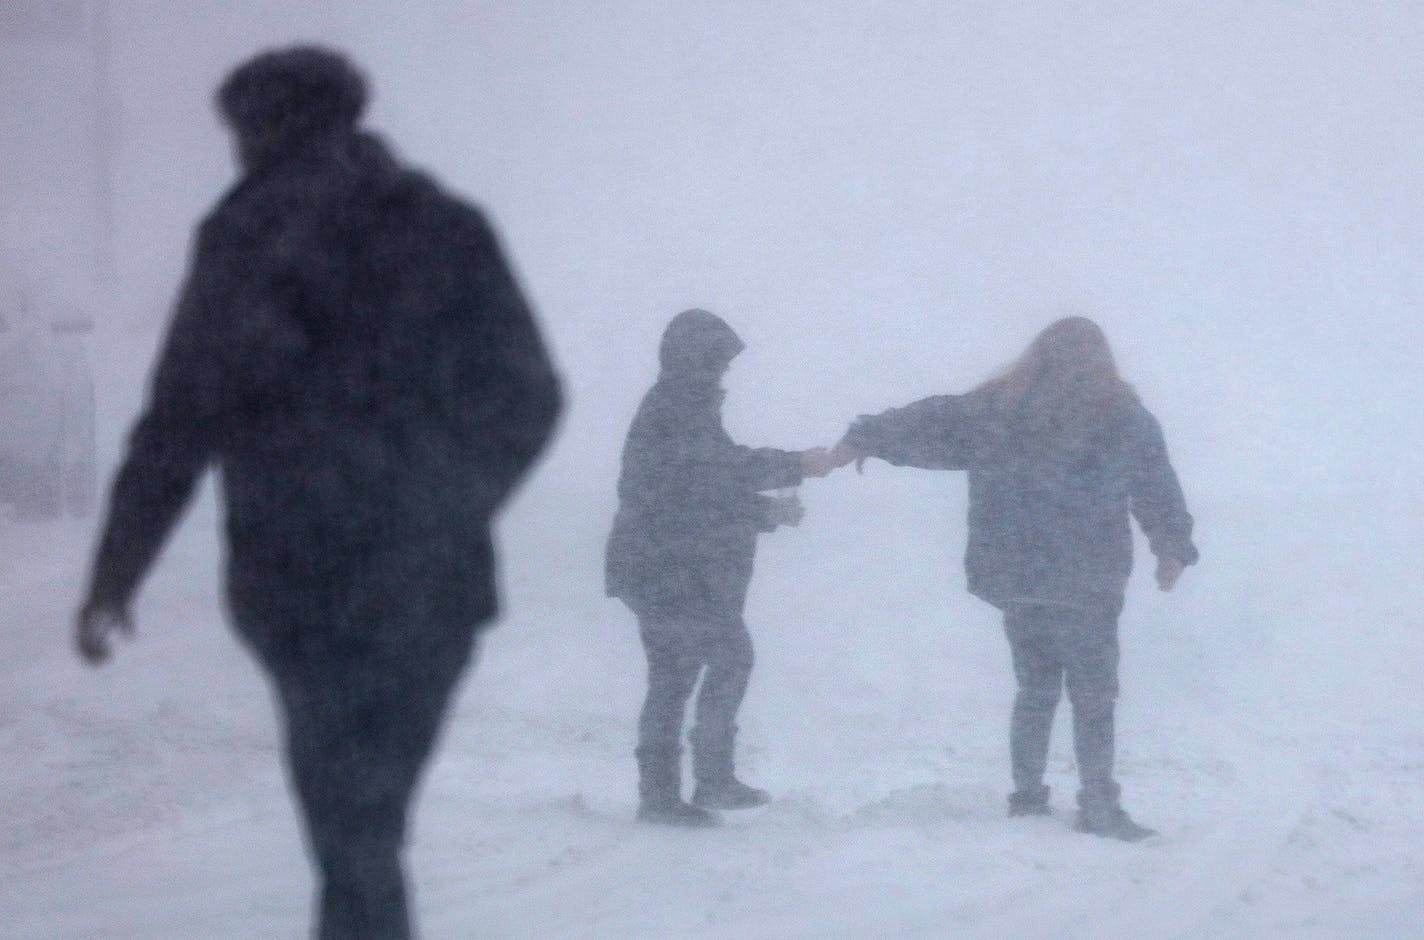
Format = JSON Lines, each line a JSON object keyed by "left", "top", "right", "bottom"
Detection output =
{"left": 828, "top": 439, "right": 864, "bottom": 474}
{"left": 800, "top": 447, "right": 838, "bottom": 478}
{"left": 801, "top": 441, "right": 861, "bottom": 478}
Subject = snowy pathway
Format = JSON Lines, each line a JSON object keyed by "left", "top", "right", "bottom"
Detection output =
{"left": 3, "top": 511, "right": 1422, "bottom": 938}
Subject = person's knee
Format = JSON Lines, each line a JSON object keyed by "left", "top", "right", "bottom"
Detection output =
{"left": 300, "top": 765, "right": 410, "bottom": 853}
{"left": 1017, "top": 683, "right": 1061, "bottom": 713}
{"left": 1015, "top": 665, "right": 1061, "bottom": 710}
{"left": 646, "top": 659, "right": 699, "bottom": 703}
{"left": 321, "top": 839, "right": 400, "bottom": 884}
{"left": 710, "top": 618, "right": 753, "bottom": 675}
{"left": 1066, "top": 687, "right": 1115, "bottom": 721}
{"left": 311, "top": 803, "right": 404, "bottom": 878}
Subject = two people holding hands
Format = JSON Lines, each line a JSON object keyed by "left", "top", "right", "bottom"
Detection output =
{"left": 610, "top": 311, "right": 1196, "bottom": 840}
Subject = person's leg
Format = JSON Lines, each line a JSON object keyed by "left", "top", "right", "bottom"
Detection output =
{"left": 636, "top": 612, "right": 701, "bottom": 756}
{"left": 634, "top": 608, "right": 717, "bottom": 825}
{"left": 1004, "top": 604, "right": 1063, "bottom": 815}
{"left": 276, "top": 674, "right": 409, "bottom": 939}
{"left": 1061, "top": 606, "right": 1153, "bottom": 840}
{"left": 688, "top": 612, "right": 767, "bottom": 808}
{"left": 1060, "top": 607, "right": 1119, "bottom": 800}
{"left": 274, "top": 643, "right": 470, "bottom": 939}
{"left": 234, "top": 538, "right": 490, "bottom": 936}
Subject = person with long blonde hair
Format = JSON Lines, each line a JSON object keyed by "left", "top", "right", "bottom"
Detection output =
{"left": 832, "top": 317, "right": 1196, "bottom": 840}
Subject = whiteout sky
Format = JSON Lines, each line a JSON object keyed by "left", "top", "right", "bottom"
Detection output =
{"left": 3, "top": 3, "right": 1423, "bottom": 938}
{"left": 10, "top": 3, "right": 1421, "bottom": 504}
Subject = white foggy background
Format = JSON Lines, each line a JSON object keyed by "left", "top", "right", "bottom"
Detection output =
{"left": 3, "top": 2, "right": 1422, "bottom": 937}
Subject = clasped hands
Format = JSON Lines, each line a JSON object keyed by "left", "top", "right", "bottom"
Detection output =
{"left": 799, "top": 439, "right": 862, "bottom": 479}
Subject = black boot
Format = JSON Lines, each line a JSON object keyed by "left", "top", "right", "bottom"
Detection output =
{"left": 1008, "top": 785, "right": 1052, "bottom": 817}
{"left": 688, "top": 725, "right": 770, "bottom": 810}
{"left": 1074, "top": 785, "right": 1156, "bottom": 842}
{"left": 635, "top": 746, "right": 719, "bottom": 828}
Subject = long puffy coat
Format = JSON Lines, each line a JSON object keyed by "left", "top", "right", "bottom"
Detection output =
{"left": 85, "top": 131, "right": 561, "bottom": 655}
{"left": 846, "top": 387, "right": 1196, "bottom": 611}
{"left": 605, "top": 311, "right": 802, "bottom": 616}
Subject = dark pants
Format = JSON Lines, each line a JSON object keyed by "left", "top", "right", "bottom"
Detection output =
{"left": 270, "top": 652, "right": 468, "bottom": 940}
{"left": 232, "top": 543, "right": 488, "bottom": 940}
{"left": 635, "top": 605, "right": 753, "bottom": 782}
{"left": 1003, "top": 603, "right": 1120, "bottom": 805}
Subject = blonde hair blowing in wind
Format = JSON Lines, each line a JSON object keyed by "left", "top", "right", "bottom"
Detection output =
{"left": 977, "top": 316, "right": 1139, "bottom": 455}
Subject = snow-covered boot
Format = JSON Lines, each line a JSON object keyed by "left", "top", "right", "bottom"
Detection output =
{"left": 691, "top": 777, "right": 771, "bottom": 810}
{"left": 1074, "top": 804, "right": 1157, "bottom": 841}
{"left": 1008, "top": 785, "right": 1052, "bottom": 817}
{"left": 1074, "top": 785, "right": 1156, "bottom": 841}
{"left": 689, "top": 725, "right": 770, "bottom": 810}
{"left": 636, "top": 746, "right": 719, "bottom": 828}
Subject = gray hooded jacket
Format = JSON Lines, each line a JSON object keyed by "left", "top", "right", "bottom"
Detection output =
{"left": 605, "top": 310, "right": 802, "bottom": 615}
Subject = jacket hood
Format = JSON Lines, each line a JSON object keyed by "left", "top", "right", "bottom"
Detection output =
{"left": 658, "top": 309, "right": 744, "bottom": 378}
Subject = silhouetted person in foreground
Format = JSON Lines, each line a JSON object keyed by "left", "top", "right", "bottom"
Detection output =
{"left": 832, "top": 317, "right": 1196, "bottom": 841}
{"left": 75, "top": 47, "right": 560, "bottom": 937}
{"left": 606, "top": 309, "right": 834, "bottom": 826}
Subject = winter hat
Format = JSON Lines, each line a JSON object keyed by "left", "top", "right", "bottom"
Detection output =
{"left": 217, "top": 46, "right": 367, "bottom": 152}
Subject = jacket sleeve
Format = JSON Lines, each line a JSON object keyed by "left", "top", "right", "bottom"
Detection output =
{"left": 617, "top": 398, "right": 800, "bottom": 528}
{"left": 1128, "top": 410, "right": 1199, "bottom": 565}
{"left": 728, "top": 442, "right": 803, "bottom": 494}
{"left": 844, "top": 394, "right": 975, "bottom": 470}
{"left": 445, "top": 209, "right": 562, "bottom": 510}
{"left": 83, "top": 226, "right": 262, "bottom": 610}
{"left": 721, "top": 445, "right": 802, "bottom": 533}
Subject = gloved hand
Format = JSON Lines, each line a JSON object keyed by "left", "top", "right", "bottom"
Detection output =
{"left": 801, "top": 441, "right": 861, "bottom": 477}
{"left": 1155, "top": 556, "right": 1185, "bottom": 591}
{"left": 764, "top": 493, "right": 805, "bottom": 528}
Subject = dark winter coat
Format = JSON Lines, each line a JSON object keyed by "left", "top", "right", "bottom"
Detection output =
{"left": 605, "top": 311, "right": 802, "bottom": 616}
{"left": 85, "top": 131, "right": 561, "bottom": 645}
{"left": 845, "top": 387, "right": 1196, "bottom": 611}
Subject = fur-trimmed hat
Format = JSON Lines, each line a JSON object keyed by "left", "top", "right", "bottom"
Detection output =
{"left": 217, "top": 45, "right": 367, "bottom": 148}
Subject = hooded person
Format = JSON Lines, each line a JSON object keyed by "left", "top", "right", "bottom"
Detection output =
{"left": 74, "top": 46, "right": 561, "bottom": 938}
{"left": 832, "top": 317, "right": 1197, "bottom": 841}
{"left": 606, "top": 309, "right": 831, "bottom": 826}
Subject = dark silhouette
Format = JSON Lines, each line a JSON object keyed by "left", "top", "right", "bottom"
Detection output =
{"left": 835, "top": 317, "right": 1196, "bottom": 841}
{"left": 75, "top": 47, "right": 560, "bottom": 938}
{"left": 606, "top": 309, "right": 831, "bottom": 826}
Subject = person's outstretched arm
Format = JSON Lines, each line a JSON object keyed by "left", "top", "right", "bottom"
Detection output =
{"left": 838, "top": 394, "right": 975, "bottom": 470}
{"left": 729, "top": 440, "right": 811, "bottom": 491}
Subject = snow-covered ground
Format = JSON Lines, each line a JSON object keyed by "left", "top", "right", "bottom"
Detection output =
{"left": 3, "top": 477, "right": 1421, "bottom": 938}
